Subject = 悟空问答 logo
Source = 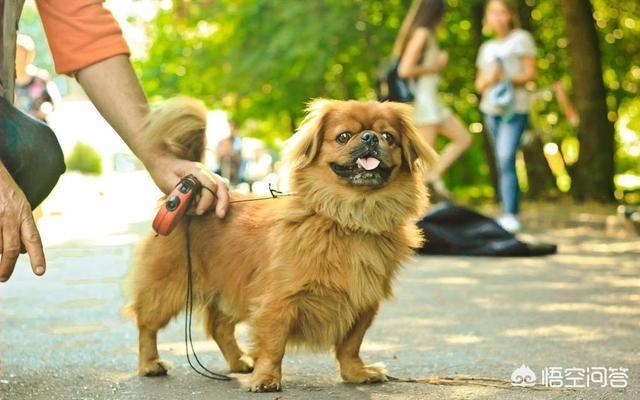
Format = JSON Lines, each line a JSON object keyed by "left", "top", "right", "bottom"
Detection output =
{"left": 511, "top": 364, "right": 537, "bottom": 387}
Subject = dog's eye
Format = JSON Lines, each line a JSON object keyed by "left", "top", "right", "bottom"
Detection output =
{"left": 382, "top": 132, "right": 395, "bottom": 145}
{"left": 336, "top": 131, "right": 353, "bottom": 144}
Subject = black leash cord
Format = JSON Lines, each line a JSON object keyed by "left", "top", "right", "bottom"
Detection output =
{"left": 179, "top": 184, "right": 519, "bottom": 388}
{"left": 201, "top": 183, "right": 296, "bottom": 204}
{"left": 184, "top": 217, "right": 232, "bottom": 381}
{"left": 181, "top": 184, "right": 295, "bottom": 381}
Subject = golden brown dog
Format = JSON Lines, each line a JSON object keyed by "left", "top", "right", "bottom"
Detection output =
{"left": 124, "top": 97, "right": 437, "bottom": 392}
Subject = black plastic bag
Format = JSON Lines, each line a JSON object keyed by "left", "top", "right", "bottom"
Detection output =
{"left": 0, "top": 96, "right": 65, "bottom": 209}
{"left": 417, "top": 202, "right": 557, "bottom": 257}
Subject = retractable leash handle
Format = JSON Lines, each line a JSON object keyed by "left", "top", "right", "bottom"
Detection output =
{"left": 152, "top": 175, "right": 202, "bottom": 236}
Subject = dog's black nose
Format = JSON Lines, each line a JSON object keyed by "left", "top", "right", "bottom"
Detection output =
{"left": 361, "top": 131, "right": 378, "bottom": 144}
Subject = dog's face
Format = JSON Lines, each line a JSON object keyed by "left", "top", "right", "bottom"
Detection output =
{"left": 287, "top": 99, "right": 437, "bottom": 190}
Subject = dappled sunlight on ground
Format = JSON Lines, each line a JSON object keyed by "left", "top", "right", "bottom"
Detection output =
{"left": 443, "top": 334, "right": 486, "bottom": 345}
{"left": 409, "top": 276, "right": 480, "bottom": 285}
{"left": 536, "top": 302, "right": 640, "bottom": 315}
{"left": 38, "top": 324, "right": 108, "bottom": 336}
{"left": 502, "top": 325, "right": 609, "bottom": 342}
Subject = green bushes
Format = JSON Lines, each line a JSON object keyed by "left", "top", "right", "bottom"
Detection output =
{"left": 66, "top": 142, "right": 102, "bottom": 175}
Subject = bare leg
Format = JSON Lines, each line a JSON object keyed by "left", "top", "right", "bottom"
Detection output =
{"left": 416, "top": 123, "right": 439, "bottom": 148}
{"left": 335, "top": 305, "right": 387, "bottom": 383}
{"left": 432, "top": 115, "right": 472, "bottom": 177}
{"left": 204, "top": 302, "right": 253, "bottom": 373}
{"left": 415, "top": 124, "right": 440, "bottom": 183}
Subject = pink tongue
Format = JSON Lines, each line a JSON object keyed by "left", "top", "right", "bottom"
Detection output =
{"left": 356, "top": 157, "right": 381, "bottom": 171}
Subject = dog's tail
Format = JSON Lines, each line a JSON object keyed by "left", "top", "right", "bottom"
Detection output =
{"left": 143, "top": 97, "right": 208, "bottom": 162}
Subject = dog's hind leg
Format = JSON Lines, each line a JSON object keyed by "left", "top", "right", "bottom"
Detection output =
{"left": 130, "top": 277, "right": 186, "bottom": 377}
{"left": 204, "top": 300, "right": 253, "bottom": 373}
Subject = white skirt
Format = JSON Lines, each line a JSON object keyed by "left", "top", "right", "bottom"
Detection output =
{"left": 413, "top": 75, "right": 451, "bottom": 125}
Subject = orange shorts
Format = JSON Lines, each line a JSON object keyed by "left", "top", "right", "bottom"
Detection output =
{"left": 35, "top": 0, "right": 130, "bottom": 75}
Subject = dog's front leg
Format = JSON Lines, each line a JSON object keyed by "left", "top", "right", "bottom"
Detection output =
{"left": 248, "top": 299, "right": 293, "bottom": 392}
{"left": 335, "top": 304, "right": 388, "bottom": 384}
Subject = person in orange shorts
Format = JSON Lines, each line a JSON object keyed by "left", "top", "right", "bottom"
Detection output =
{"left": 0, "top": 0, "right": 230, "bottom": 283}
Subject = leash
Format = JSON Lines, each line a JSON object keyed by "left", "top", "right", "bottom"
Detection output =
{"left": 167, "top": 177, "right": 294, "bottom": 381}
{"left": 153, "top": 174, "right": 296, "bottom": 236}
{"left": 183, "top": 216, "right": 232, "bottom": 380}
{"left": 161, "top": 176, "right": 561, "bottom": 390}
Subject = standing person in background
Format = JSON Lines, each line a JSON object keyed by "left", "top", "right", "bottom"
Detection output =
{"left": 475, "top": 0, "right": 537, "bottom": 232}
{"left": 395, "top": 0, "right": 472, "bottom": 200}
{"left": 14, "top": 33, "right": 58, "bottom": 122}
{"left": 217, "top": 124, "right": 244, "bottom": 185}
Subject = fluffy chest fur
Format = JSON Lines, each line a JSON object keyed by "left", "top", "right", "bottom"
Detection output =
{"left": 266, "top": 210, "right": 422, "bottom": 348}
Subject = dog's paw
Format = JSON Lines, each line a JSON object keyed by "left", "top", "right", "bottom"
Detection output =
{"left": 247, "top": 373, "right": 282, "bottom": 392}
{"left": 138, "top": 359, "right": 171, "bottom": 377}
{"left": 229, "top": 355, "right": 254, "bottom": 374}
{"left": 341, "top": 362, "right": 389, "bottom": 384}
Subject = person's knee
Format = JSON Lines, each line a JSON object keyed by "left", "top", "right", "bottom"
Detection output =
{"left": 458, "top": 132, "right": 473, "bottom": 149}
{"left": 495, "top": 150, "right": 516, "bottom": 173}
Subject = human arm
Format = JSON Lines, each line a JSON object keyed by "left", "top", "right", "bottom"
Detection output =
{"left": 509, "top": 56, "right": 536, "bottom": 87}
{"left": 509, "top": 31, "right": 537, "bottom": 87}
{"left": 398, "top": 28, "right": 448, "bottom": 79}
{"left": 75, "top": 56, "right": 229, "bottom": 217}
{"left": 36, "top": 1, "right": 229, "bottom": 217}
{"left": 475, "top": 42, "right": 498, "bottom": 93}
{"left": 475, "top": 60, "right": 502, "bottom": 93}
{"left": 0, "top": 161, "right": 45, "bottom": 282}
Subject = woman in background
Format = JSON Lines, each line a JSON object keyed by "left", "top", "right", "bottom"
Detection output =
{"left": 14, "top": 34, "right": 58, "bottom": 122}
{"left": 475, "top": 0, "right": 537, "bottom": 232}
{"left": 395, "top": 0, "right": 472, "bottom": 199}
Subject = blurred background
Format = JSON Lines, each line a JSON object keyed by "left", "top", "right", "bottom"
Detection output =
{"left": 17, "top": 0, "right": 640, "bottom": 242}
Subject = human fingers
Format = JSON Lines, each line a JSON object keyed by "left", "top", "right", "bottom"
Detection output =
{"left": 212, "top": 174, "right": 229, "bottom": 219}
{"left": 0, "top": 222, "right": 21, "bottom": 282}
{"left": 20, "top": 216, "right": 46, "bottom": 276}
{"left": 190, "top": 167, "right": 218, "bottom": 216}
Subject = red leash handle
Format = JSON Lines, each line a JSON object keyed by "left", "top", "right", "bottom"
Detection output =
{"left": 152, "top": 175, "right": 202, "bottom": 236}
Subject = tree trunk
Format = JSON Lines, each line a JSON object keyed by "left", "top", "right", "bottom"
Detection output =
{"left": 471, "top": 1, "right": 499, "bottom": 201}
{"left": 517, "top": 0, "right": 558, "bottom": 199}
{"left": 521, "top": 132, "right": 558, "bottom": 198}
{"left": 560, "top": 0, "right": 615, "bottom": 201}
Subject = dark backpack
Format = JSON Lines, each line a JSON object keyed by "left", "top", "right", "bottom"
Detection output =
{"left": 376, "top": 58, "right": 414, "bottom": 103}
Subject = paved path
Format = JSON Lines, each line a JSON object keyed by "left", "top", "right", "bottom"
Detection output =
{"left": 1, "top": 218, "right": 638, "bottom": 399}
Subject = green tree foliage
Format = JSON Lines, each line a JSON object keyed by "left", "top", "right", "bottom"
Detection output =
{"left": 136, "top": 0, "right": 640, "bottom": 202}
{"left": 66, "top": 142, "right": 103, "bottom": 175}
{"left": 137, "top": 0, "right": 412, "bottom": 141}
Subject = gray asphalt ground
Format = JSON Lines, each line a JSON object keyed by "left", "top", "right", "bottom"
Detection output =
{"left": 1, "top": 219, "right": 638, "bottom": 400}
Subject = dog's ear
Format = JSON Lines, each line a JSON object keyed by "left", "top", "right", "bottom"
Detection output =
{"left": 285, "top": 98, "right": 333, "bottom": 170}
{"left": 387, "top": 102, "right": 438, "bottom": 173}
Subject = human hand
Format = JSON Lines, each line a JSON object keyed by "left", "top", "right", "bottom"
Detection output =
{"left": 490, "top": 60, "right": 504, "bottom": 83}
{"left": 436, "top": 51, "right": 449, "bottom": 71}
{"left": 0, "top": 167, "right": 46, "bottom": 282}
{"left": 146, "top": 155, "right": 230, "bottom": 218}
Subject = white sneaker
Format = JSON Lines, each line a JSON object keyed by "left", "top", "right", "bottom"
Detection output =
{"left": 497, "top": 214, "right": 522, "bottom": 233}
